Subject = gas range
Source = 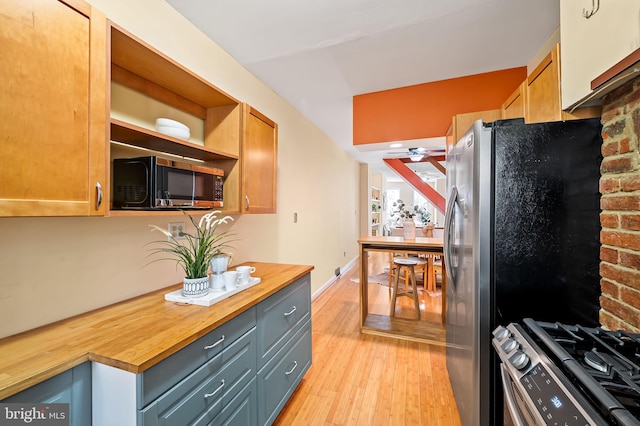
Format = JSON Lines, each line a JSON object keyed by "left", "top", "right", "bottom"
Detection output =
{"left": 492, "top": 318, "right": 640, "bottom": 425}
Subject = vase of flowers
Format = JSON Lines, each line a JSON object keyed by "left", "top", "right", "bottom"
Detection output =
{"left": 403, "top": 218, "right": 416, "bottom": 240}
{"left": 392, "top": 199, "right": 418, "bottom": 240}
{"left": 147, "top": 210, "right": 235, "bottom": 297}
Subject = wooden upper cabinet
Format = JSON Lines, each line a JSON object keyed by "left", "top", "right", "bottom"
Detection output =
{"left": 241, "top": 105, "right": 277, "bottom": 214}
{"left": 0, "top": 0, "right": 107, "bottom": 217}
{"left": 525, "top": 44, "right": 562, "bottom": 123}
{"left": 447, "top": 109, "right": 501, "bottom": 151}
{"left": 108, "top": 23, "right": 243, "bottom": 215}
{"left": 501, "top": 82, "right": 526, "bottom": 120}
{"left": 522, "top": 43, "right": 601, "bottom": 123}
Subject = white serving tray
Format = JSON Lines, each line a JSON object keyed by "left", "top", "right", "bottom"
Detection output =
{"left": 165, "top": 277, "right": 261, "bottom": 307}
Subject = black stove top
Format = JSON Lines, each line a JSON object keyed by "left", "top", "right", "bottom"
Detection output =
{"left": 523, "top": 319, "right": 640, "bottom": 425}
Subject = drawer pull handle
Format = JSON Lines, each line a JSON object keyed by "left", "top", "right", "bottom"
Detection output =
{"left": 285, "top": 361, "right": 298, "bottom": 376}
{"left": 284, "top": 306, "right": 297, "bottom": 317}
{"left": 204, "top": 335, "right": 225, "bottom": 350}
{"left": 204, "top": 380, "right": 225, "bottom": 398}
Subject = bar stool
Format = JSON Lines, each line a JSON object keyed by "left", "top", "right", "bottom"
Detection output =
{"left": 390, "top": 258, "right": 421, "bottom": 319}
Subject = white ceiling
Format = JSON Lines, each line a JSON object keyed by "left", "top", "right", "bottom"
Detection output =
{"left": 166, "top": 0, "right": 559, "bottom": 179}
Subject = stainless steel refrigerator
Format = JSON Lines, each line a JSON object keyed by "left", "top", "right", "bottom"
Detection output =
{"left": 443, "top": 118, "right": 603, "bottom": 426}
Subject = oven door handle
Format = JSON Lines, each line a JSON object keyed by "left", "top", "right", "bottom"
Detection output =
{"left": 500, "top": 364, "right": 528, "bottom": 426}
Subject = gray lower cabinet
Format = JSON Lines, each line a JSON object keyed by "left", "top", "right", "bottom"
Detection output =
{"left": 138, "top": 307, "right": 257, "bottom": 426}
{"left": 135, "top": 273, "right": 311, "bottom": 426}
{"left": 257, "top": 274, "right": 312, "bottom": 425}
{"left": 137, "top": 307, "right": 257, "bottom": 411}
{"left": 2, "top": 362, "right": 91, "bottom": 426}
{"left": 256, "top": 274, "right": 311, "bottom": 369}
{"left": 257, "top": 320, "right": 311, "bottom": 425}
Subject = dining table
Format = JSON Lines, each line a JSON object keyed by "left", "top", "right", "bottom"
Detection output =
{"left": 357, "top": 235, "right": 447, "bottom": 345}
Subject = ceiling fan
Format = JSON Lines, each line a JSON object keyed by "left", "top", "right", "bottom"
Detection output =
{"left": 384, "top": 147, "right": 446, "bottom": 162}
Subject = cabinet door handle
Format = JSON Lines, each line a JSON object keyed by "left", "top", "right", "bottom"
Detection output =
{"left": 284, "top": 306, "right": 297, "bottom": 317}
{"left": 245, "top": 195, "right": 250, "bottom": 210}
{"left": 285, "top": 361, "right": 298, "bottom": 376}
{"left": 203, "top": 379, "right": 225, "bottom": 398}
{"left": 95, "top": 182, "right": 103, "bottom": 210}
{"left": 204, "top": 335, "right": 225, "bottom": 350}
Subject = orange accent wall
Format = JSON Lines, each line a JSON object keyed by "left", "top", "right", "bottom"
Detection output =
{"left": 353, "top": 67, "right": 526, "bottom": 145}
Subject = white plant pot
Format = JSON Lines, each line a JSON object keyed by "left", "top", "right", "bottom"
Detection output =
{"left": 183, "top": 276, "right": 209, "bottom": 297}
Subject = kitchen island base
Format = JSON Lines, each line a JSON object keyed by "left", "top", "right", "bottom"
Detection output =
{"left": 358, "top": 236, "right": 446, "bottom": 346}
{"left": 362, "top": 313, "right": 446, "bottom": 345}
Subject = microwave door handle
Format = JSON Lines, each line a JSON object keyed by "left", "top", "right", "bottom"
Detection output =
{"left": 192, "top": 172, "right": 196, "bottom": 206}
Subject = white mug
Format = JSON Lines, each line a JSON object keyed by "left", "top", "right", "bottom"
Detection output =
{"left": 211, "top": 274, "right": 225, "bottom": 290}
{"left": 222, "top": 271, "right": 239, "bottom": 291}
{"left": 236, "top": 266, "right": 256, "bottom": 286}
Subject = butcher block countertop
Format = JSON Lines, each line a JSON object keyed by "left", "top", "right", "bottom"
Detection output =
{"left": 0, "top": 262, "right": 314, "bottom": 400}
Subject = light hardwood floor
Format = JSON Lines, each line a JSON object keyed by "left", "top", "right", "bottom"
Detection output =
{"left": 274, "top": 251, "right": 461, "bottom": 425}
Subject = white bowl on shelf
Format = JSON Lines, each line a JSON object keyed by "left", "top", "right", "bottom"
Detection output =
{"left": 156, "top": 125, "right": 190, "bottom": 140}
{"left": 155, "top": 117, "right": 189, "bottom": 131}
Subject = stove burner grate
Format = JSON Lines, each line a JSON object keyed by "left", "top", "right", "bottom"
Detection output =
{"left": 524, "top": 319, "right": 640, "bottom": 423}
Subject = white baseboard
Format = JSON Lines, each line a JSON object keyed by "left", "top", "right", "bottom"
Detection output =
{"left": 311, "top": 256, "right": 358, "bottom": 301}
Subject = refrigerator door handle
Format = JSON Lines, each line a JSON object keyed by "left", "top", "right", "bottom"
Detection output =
{"left": 444, "top": 187, "right": 458, "bottom": 287}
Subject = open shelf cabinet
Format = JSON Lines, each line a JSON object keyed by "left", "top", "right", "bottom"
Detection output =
{"left": 108, "top": 23, "right": 243, "bottom": 215}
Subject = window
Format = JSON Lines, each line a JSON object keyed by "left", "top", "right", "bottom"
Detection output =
{"left": 385, "top": 189, "right": 400, "bottom": 225}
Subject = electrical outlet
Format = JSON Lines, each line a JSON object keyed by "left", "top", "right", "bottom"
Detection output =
{"left": 168, "top": 222, "right": 186, "bottom": 240}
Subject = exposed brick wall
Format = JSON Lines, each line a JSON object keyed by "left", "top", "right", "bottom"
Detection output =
{"left": 599, "top": 75, "right": 640, "bottom": 332}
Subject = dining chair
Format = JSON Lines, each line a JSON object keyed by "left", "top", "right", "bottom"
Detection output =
{"left": 425, "top": 254, "right": 443, "bottom": 293}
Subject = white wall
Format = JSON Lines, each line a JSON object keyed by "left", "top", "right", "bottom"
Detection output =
{"left": 0, "top": 0, "right": 361, "bottom": 338}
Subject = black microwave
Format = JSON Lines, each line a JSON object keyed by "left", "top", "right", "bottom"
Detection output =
{"left": 112, "top": 156, "right": 223, "bottom": 210}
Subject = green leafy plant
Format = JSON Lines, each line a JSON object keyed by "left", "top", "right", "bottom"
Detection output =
{"left": 392, "top": 199, "right": 417, "bottom": 219}
{"left": 147, "top": 210, "right": 235, "bottom": 279}
{"left": 392, "top": 200, "right": 431, "bottom": 224}
{"left": 415, "top": 205, "right": 432, "bottom": 225}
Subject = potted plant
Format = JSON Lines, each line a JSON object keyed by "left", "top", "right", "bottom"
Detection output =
{"left": 147, "top": 210, "right": 235, "bottom": 297}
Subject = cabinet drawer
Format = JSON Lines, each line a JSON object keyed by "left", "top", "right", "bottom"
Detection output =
{"left": 257, "top": 319, "right": 311, "bottom": 426}
{"left": 257, "top": 275, "right": 310, "bottom": 368}
{"left": 139, "top": 327, "right": 256, "bottom": 426}
{"left": 137, "top": 307, "right": 256, "bottom": 408}
{"left": 192, "top": 378, "right": 257, "bottom": 426}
